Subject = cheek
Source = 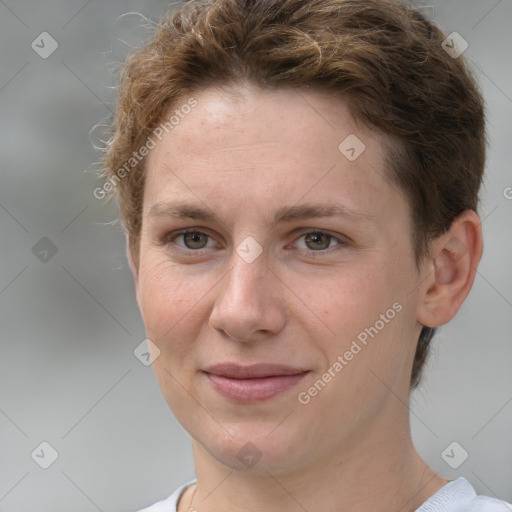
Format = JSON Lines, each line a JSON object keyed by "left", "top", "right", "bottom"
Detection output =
{"left": 137, "top": 256, "right": 210, "bottom": 346}
{"left": 137, "top": 257, "right": 211, "bottom": 409}
{"left": 301, "top": 262, "right": 392, "bottom": 341}
{"left": 298, "top": 259, "right": 412, "bottom": 380}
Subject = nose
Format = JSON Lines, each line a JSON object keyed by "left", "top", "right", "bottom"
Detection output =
{"left": 209, "top": 248, "right": 286, "bottom": 342}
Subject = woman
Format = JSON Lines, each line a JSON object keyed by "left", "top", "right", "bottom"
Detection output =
{"left": 101, "top": 0, "right": 511, "bottom": 510}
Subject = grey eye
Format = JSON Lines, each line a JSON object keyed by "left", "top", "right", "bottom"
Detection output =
{"left": 182, "top": 232, "right": 209, "bottom": 249}
{"left": 303, "top": 232, "right": 332, "bottom": 250}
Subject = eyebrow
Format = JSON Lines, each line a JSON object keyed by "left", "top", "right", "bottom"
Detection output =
{"left": 148, "top": 201, "right": 376, "bottom": 226}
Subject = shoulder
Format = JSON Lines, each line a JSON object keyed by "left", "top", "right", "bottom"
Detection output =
{"left": 465, "top": 496, "right": 512, "bottom": 512}
{"left": 135, "top": 479, "right": 197, "bottom": 512}
{"left": 416, "top": 477, "right": 512, "bottom": 512}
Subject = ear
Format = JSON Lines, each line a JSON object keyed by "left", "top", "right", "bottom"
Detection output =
{"left": 416, "top": 210, "right": 483, "bottom": 327}
{"left": 126, "top": 238, "right": 142, "bottom": 311}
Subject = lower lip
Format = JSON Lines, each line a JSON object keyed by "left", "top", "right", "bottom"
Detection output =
{"left": 204, "top": 371, "right": 309, "bottom": 402}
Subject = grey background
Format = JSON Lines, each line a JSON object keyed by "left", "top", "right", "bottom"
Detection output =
{"left": 1, "top": 1, "right": 511, "bottom": 510}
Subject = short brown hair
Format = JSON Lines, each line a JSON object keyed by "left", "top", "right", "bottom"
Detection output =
{"left": 101, "top": 0, "right": 486, "bottom": 388}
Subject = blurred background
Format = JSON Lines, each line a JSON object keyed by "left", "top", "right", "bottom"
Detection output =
{"left": 1, "top": 0, "right": 511, "bottom": 510}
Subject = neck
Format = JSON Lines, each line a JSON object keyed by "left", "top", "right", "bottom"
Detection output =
{"left": 181, "top": 404, "right": 448, "bottom": 512}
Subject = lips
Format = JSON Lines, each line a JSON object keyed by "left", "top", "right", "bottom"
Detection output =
{"left": 204, "top": 363, "right": 309, "bottom": 379}
{"left": 203, "top": 363, "right": 310, "bottom": 401}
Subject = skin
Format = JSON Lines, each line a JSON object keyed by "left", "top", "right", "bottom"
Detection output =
{"left": 129, "top": 85, "right": 483, "bottom": 512}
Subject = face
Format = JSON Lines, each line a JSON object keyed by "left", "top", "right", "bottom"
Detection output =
{"left": 133, "top": 86, "right": 424, "bottom": 474}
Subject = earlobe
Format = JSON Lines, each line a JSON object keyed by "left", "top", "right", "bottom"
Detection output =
{"left": 416, "top": 210, "right": 483, "bottom": 328}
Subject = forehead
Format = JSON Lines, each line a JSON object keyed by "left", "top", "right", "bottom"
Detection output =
{"left": 143, "top": 86, "right": 405, "bottom": 227}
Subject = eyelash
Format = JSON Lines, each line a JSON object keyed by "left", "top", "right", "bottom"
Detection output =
{"left": 162, "top": 228, "right": 348, "bottom": 257}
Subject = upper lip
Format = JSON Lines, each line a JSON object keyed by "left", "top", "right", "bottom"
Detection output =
{"left": 203, "top": 363, "right": 309, "bottom": 379}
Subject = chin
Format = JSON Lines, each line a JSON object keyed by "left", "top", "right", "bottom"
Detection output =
{"left": 194, "top": 421, "right": 311, "bottom": 474}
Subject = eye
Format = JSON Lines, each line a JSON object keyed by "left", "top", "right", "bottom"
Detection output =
{"left": 163, "top": 228, "right": 346, "bottom": 255}
{"left": 169, "top": 230, "right": 217, "bottom": 250}
{"left": 294, "top": 231, "right": 344, "bottom": 252}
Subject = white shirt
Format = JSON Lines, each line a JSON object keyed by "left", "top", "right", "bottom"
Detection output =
{"left": 136, "top": 477, "right": 512, "bottom": 512}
